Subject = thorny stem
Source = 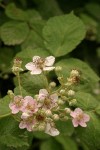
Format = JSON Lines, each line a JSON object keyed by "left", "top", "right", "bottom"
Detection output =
{"left": 17, "top": 72, "right": 22, "bottom": 96}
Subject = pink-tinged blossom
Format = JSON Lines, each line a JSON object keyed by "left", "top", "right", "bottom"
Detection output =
{"left": 23, "top": 96, "right": 38, "bottom": 114}
{"left": 45, "top": 123, "right": 60, "bottom": 136}
{"left": 25, "top": 56, "right": 55, "bottom": 75}
{"left": 70, "top": 108, "right": 90, "bottom": 127}
{"left": 38, "top": 89, "right": 58, "bottom": 109}
{"left": 9, "top": 96, "right": 25, "bottom": 114}
{"left": 19, "top": 116, "right": 35, "bottom": 132}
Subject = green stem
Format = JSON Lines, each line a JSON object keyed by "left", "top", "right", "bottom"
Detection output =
{"left": 17, "top": 72, "right": 22, "bottom": 96}
{"left": 0, "top": 113, "right": 11, "bottom": 119}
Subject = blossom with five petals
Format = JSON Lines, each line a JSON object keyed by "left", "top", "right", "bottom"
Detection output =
{"left": 70, "top": 108, "right": 90, "bottom": 127}
{"left": 25, "top": 56, "right": 55, "bottom": 74}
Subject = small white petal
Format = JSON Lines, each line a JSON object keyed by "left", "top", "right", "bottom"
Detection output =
{"left": 32, "top": 56, "right": 40, "bottom": 62}
{"left": 45, "top": 123, "right": 59, "bottom": 136}
{"left": 31, "top": 68, "right": 42, "bottom": 74}
{"left": 25, "top": 62, "right": 35, "bottom": 71}
{"left": 45, "top": 56, "right": 55, "bottom": 66}
{"left": 43, "top": 66, "right": 55, "bottom": 71}
{"left": 39, "top": 89, "right": 48, "bottom": 95}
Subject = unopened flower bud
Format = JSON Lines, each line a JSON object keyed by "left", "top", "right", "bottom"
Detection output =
{"left": 67, "top": 90, "right": 75, "bottom": 96}
{"left": 38, "top": 124, "right": 45, "bottom": 131}
{"left": 53, "top": 114, "right": 59, "bottom": 121}
{"left": 69, "top": 99, "right": 77, "bottom": 106}
{"left": 7, "top": 90, "right": 14, "bottom": 99}
{"left": 49, "top": 82, "right": 56, "bottom": 88}
{"left": 62, "top": 116, "right": 69, "bottom": 121}
{"left": 14, "top": 58, "right": 22, "bottom": 67}
{"left": 58, "top": 99, "right": 65, "bottom": 105}
{"left": 55, "top": 66, "right": 62, "bottom": 72}
{"left": 64, "top": 108, "right": 71, "bottom": 113}
{"left": 59, "top": 89, "right": 65, "bottom": 95}
{"left": 34, "top": 94, "right": 39, "bottom": 99}
{"left": 61, "top": 96, "right": 68, "bottom": 101}
{"left": 45, "top": 110, "right": 52, "bottom": 117}
{"left": 70, "top": 69, "right": 80, "bottom": 77}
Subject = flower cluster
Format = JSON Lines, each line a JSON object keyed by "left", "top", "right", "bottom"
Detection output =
{"left": 9, "top": 56, "right": 90, "bottom": 136}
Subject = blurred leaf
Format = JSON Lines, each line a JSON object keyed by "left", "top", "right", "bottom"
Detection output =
{"left": 21, "top": 72, "right": 48, "bottom": 96}
{"left": 33, "top": 0, "right": 62, "bottom": 19}
{"left": 76, "top": 113, "right": 100, "bottom": 150}
{"left": 56, "top": 120, "right": 74, "bottom": 136}
{"left": 85, "top": 3, "right": 100, "bottom": 21}
{"left": 75, "top": 92, "right": 99, "bottom": 110}
{"left": 5, "top": 3, "right": 29, "bottom": 21}
{"left": 21, "top": 30, "right": 44, "bottom": 51}
{"left": 27, "top": 9, "right": 42, "bottom": 21}
{"left": 0, "top": 96, "right": 11, "bottom": 118}
{"left": 0, "top": 47, "right": 14, "bottom": 72}
{"left": 33, "top": 131, "right": 50, "bottom": 139}
{"left": 43, "top": 13, "right": 86, "bottom": 57}
{"left": 95, "top": 105, "right": 100, "bottom": 115}
{"left": 0, "top": 21, "right": 29, "bottom": 45}
{"left": 40, "top": 138, "right": 63, "bottom": 150}
{"left": 56, "top": 135, "right": 78, "bottom": 150}
{"left": 0, "top": 116, "right": 29, "bottom": 148}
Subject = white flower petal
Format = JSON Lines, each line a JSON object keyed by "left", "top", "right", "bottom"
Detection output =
{"left": 31, "top": 68, "right": 42, "bottom": 74}
{"left": 32, "top": 56, "right": 40, "bottom": 62}
{"left": 45, "top": 56, "right": 55, "bottom": 66}
{"left": 39, "top": 89, "right": 48, "bottom": 95}
{"left": 50, "top": 93, "right": 58, "bottom": 102}
{"left": 45, "top": 123, "right": 59, "bottom": 136}
{"left": 39, "top": 89, "right": 48, "bottom": 100}
{"left": 43, "top": 66, "right": 55, "bottom": 71}
{"left": 25, "top": 62, "right": 35, "bottom": 71}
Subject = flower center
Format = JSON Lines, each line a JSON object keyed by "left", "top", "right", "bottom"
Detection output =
{"left": 34, "top": 58, "right": 45, "bottom": 69}
{"left": 77, "top": 113, "right": 83, "bottom": 121}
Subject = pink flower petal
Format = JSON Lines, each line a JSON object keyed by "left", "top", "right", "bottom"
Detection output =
{"left": 83, "top": 114, "right": 90, "bottom": 122}
{"left": 74, "top": 108, "right": 83, "bottom": 114}
{"left": 72, "top": 119, "right": 79, "bottom": 127}
{"left": 45, "top": 56, "right": 55, "bottom": 66}
{"left": 79, "top": 121, "right": 87, "bottom": 127}
{"left": 70, "top": 111, "right": 77, "bottom": 118}
{"left": 19, "top": 121, "right": 26, "bottom": 129}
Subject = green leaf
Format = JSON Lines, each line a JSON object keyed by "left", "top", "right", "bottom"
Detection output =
{"left": 0, "top": 116, "right": 29, "bottom": 148}
{"left": 76, "top": 113, "right": 100, "bottom": 150}
{"left": 40, "top": 139, "right": 63, "bottom": 150}
{"left": 21, "top": 30, "right": 45, "bottom": 51}
{"left": 16, "top": 48, "right": 51, "bottom": 68}
{"left": 33, "top": 131, "right": 50, "bottom": 139}
{"left": 0, "top": 21, "right": 29, "bottom": 45}
{"left": 0, "top": 96, "right": 11, "bottom": 118}
{"left": 55, "top": 135, "right": 78, "bottom": 150}
{"left": 85, "top": 3, "right": 100, "bottom": 21}
{"left": 0, "top": 47, "right": 14, "bottom": 72}
{"left": 27, "top": 9, "right": 42, "bottom": 21}
{"left": 21, "top": 72, "right": 48, "bottom": 96}
{"left": 5, "top": 3, "right": 28, "bottom": 21}
{"left": 43, "top": 13, "right": 86, "bottom": 57}
{"left": 95, "top": 105, "right": 100, "bottom": 115}
{"left": 75, "top": 92, "right": 99, "bottom": 110}
{"left": 33, "top": 0, "right": 62, "bottom": 19}
{"left": 55, "top": 58, "right": 99, "bottom": 83}
{"left": 56, "top": 120, "right": 74, "bottom": 136}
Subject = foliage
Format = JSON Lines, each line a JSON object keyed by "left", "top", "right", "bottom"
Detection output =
{"left": 0, "top": 0, "right": 100, "bottom": 150}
